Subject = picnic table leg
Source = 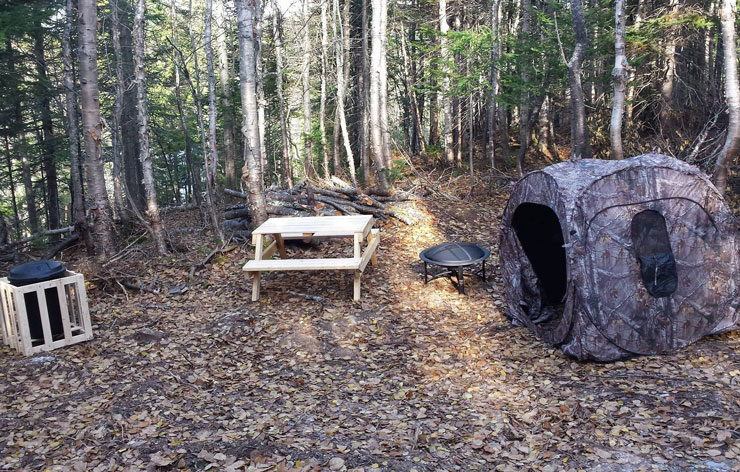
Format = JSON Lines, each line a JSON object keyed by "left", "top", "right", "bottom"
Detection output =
{"left": 274, "top": 234, "right": 287, "bottom": 258}
{"left": 354, "top": 233, "right": 361, "bottom": 259}
{"left": 353, "top": 270, "right": 361, "bottom": 301}
{"left": 366, "top": 231, "right": 378, "bottom": 266}
{"left": 252, "top": 234, "right": 264, "bottom": 301}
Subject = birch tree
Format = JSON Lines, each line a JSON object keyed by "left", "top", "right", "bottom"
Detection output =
{"left": 712, "top": 0, "right": 740, "bottom": 194}
{"left": 133, "top": 0, "right": 168, "bottom": 254}
{"left": 215, "top": 0, "right": 238, "bottom": 190}
{"left": 439, "top": 0, "right": 454, "bottom": 165}
{"left": 301, "top": 0, "right": 314, "bottom": 178}
{"left": 79, "top": 0, "right": 116, "bottom": 257}
{"left": 235, "top": 0, "right": 268, "bottom": 225}
{"left": 487, "top": 0, "right": 501, "bottom": 169}
{"left": 370, "top": 0, "right": 389, "bottom": 188}
{"left": 610, "top": 0, "right": 627, "bottom": 160}
{"left": 205, "top": 0, "right": 225, "bottom": 239}
{"left": 334, "top": 0, "right": 357, "bottom": 186}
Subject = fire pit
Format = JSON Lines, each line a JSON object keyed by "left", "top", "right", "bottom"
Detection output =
{"left": 419, "top": 242, "right": 490, "bottom": 294}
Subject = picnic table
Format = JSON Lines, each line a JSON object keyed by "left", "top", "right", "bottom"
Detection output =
{"left": 242, "top": 215, "right": 380, "bottom": 301}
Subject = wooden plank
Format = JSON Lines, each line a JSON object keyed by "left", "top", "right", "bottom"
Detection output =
{"left": 359, "top": 230, "right": 380, "bottom": 272}
{"left": 254, "top": 234, "right": 264, "bottom": 261}
{"left": 251, "top": 272, "right": 260, "bottom": 301}
{"left": 12, "top": 287, "right": 33, "bottom": 356}
{"left": 15, "top": 273, "right": 78, "bottom": 294}
{"left": 262, "top": 240, "right": 278, "bottom": 260}
{"left": 274, "top": 234, "right": 287, "bottom": 258}
{"left": 35, "top": 288, "right": 54, "bottom": 350}
{"left": 243, "top": 258, "right": 361, "bottom": 272}
{"left": 75, "top": 274, "right": 93, "bottom": 341}
{"left": 57, "top": 280, "right": 73, "bottom": 342}
{"left": 354, "top": 233, "right": 361, "bottom": 259}
{"left": 0, "top": 284, "right": 11, "bottom": 347}
{"left": 353, "top": 270, "right": 361, "bottom": 301}
{"left": 252, "top": 215, "right": 372, "bottom": 236}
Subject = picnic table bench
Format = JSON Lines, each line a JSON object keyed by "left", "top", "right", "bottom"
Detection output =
{"left": 242, "top": 215, "right": 380, "bottom": 301}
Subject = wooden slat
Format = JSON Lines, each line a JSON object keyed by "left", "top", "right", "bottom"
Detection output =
{"left": 57, "top": 281, "right": 73, "bottom": 342}
{"left": 252, "top": 215, "right": 372, "bottom": 236}
{"left": 262, "top": 240, "right": 278, "bottom": 260}
{"left": 12, "top": 288, "right": 33, "bottom": 356}
{"left": 243, "top": 258, "right": 361, "bottom": 272}
{"left": 0, "top": 284, "right": 11, "bottom": 346}
{"left": 35, "top": 288, "right": 54, "bottom": 350}
{"left": 359, "top": 230, "right": 380, "bottom": 272}
{"left": 75, "top": 274, "right": 93, "bottom": 341}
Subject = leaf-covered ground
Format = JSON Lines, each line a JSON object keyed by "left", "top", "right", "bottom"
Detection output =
{"left": 1, "top": 178, "right": 739, "bottom": 471}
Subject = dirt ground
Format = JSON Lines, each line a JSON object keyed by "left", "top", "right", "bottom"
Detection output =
{"left": 1, "top": 174, "right": 739, "bottom": 471}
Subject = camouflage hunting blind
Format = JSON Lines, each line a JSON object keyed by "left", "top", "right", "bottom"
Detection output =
{"left": 499, "top": 153, "right": 740, "bottom": 361}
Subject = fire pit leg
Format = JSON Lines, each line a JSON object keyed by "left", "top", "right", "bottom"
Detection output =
{"left": 457, "top": 266, "right": 465, "bottom": 294}
{"left": 482, "top": 261, "right": 486, "bottom": 281}
{"left": 424, "top": 262, "right": 428, "bottom": 284}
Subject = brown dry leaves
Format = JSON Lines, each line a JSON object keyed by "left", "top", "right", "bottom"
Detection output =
{"left": 1, "top": 177, "right": 739, "bottom": 471}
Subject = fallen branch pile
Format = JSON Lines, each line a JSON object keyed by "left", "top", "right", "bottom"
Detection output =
{"left": 223, "top": 182, "right": 418, "bottom": 237}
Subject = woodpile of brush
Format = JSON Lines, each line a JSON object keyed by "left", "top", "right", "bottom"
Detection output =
{"left": 223, "top": 180, "right": 418, "bottom": 238}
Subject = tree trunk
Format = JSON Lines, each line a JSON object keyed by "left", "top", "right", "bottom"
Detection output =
{"left": 660, "top": 0, "right": 679, "bottom": 137}
{"left": 400, "top": 22, "right": 426, "bottom": 155}
{"left": 301, "top": 0, "right": 314, "bottom": 178}
{"left": 171, "top": 0, "right": 202, "bottom": 204}
{"left": 515, "top": 0, "right": 531, "bottom": 176}
{"left": 64, "top": 0, "right": 94, "bottom": 254}
{"left": 4, "top": 136, "right": 21, "bottom": 240}
{"left": 133, "top": 0, "right": 168, "bottom": 254}
{"left": 370, "top": 0, "right": 389, "bottom": 188}
{"left": 712, "top": 0, "right": 740, "bottom": 195}
{"left": 271, "top": 0, "right": 293, "bottom": 187}
{"left": 567, "top": 0, "right": 592, "bottom": 160}
{"left": 487, "top": 0, "right": 501, "bottom": 169}
{"left": 378, "top": 0, "right": 392, "bottom": 169}
{"left": 235, "top": 0, "right": 268, "bottom": 226}
{"left": 255, "top": 2, "right": 267, "bottom": 177}
{"left": 216, "top": 0, "right": 238, "bottom": 190}
{"left": 359, "top": 0, "right": 370, "bottom": 183}
{"left": 116, "top": 0, "right": 146, "bottom": 211}
{"left": 33, "top": 21, "right": 60, "bottom": 235}
{"left": 610, "top": 0, "right": 627, "bottom": 160}
{"left": 109, "top": 0, "right": 128, "bottom": 220}
{"left": 79, "top": 0, "right": 117, "bottom": 257}
{"left": 320, "top": 0, "right": 330, "bottom": 178}
{"left": 335, "top": 0, "right": 357, "bottom": 186}
{"left": 205, "top": 0, "right": 225, "bottom": 240}
{"left": 439, "top": 0, "right": 454, "bottom": 165}
{"left": 625, "top": 0, "right": 643, "bottom": 124}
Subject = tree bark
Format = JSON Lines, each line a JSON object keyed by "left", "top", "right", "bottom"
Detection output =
{"left": 515, "top": 0, "right": 531, "bottom": 176}
{"left": 659, "top": 0, "right": 679, "bottom": 137}
{"left": 235, "top": 0, "right": 268, "bottom": 226}
{"left": 487, "top": 0, "right": 501, "bottom": 169}
{"left": 271, "top": 0, "right": 293, "bottom": 187}
{"left": 625, "top": 0, "right": 643, "bottom": 124}
{"left": 3, "top": 136, "right": 21, "bottom": 240}
{"left": 359, "top": 0, "right": 370, "bottom": 183}
{"left": 109, "top": 0, "right": 129, "bottom": 220}
{"left": 335, "top": 0, "right": 357, "bottom": 186}
{"left": 712, "top": 0, "right": 740, "bottom": 194}
{"left": 439, "top": 0, "right": 454, "bottom": 165}
{"left": 567, "top": 0, "right": 592, "bottom": 160}
{"left": 255, "top": 2, "right": 267, "bottom": 177}
{"left": 116, "top": 0, "right": 146, "bottom": 211}
{"left": 133, "top": 0, "right": 168, "bottom": 254}
{"left": 79, "top": 0, "right": 117, "bottom": 257}
{"left": 64, "top": 0, "right": 94, "bottom": 254}
{"left": 370, "top": 0, "right": 389, "bottom": 188}
{"left": 320, "top": 0, "right": 330, "bottom": 178}
{"left": 610, "top": 0, "right": 627, "bottom": 160}
{"left": 400, "top": 22, "right": 426, "bottom": 155}
{"left": 205, "top": 0, "right": 225, "bottom": 240}
{"left": 216, "top": 0, "right": 238, "bottom": 190}
{"left": 33, "top": 20, "right": 60, "bottom": 235}
{"left": 378, "top": 0, "right": 392, "bottom": 169}
{"left": 301, "top": 0, "right": 314, "bottom": 178}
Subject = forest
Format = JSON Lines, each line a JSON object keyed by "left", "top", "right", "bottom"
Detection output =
{"left": 0, "top": 0, "right": 738, "bottom": 256}
{"left": 1, "top": 0, "right": 740, "bottom": 469}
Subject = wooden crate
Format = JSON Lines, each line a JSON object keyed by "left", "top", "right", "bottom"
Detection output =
{"left": 0, "top": 271, "right": 92, "bottom": 356}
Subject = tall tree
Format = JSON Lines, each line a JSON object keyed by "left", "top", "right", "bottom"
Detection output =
{"left": 334, "top": 0, "right": 357, "bottom": 185}
{"left": 301, "top": 0, "right": 314, "bottom": 178}
{"left": 320, "top": 0, "right": 330, "bottom": 177}
{"left": 486, "top": 0, "right": 501, "bottom": 169}
{"left": 33, "top": 18, "right": 60, "bottom": 234}
{"left": 109, "top": 0, "right": 128, "bottom": 219}
{"left": 564, "top": 0, "right": 592, "bottom": 159}
{"left": 439, "top": 0, "right": 454, "bottom": 165}
{"left": 712, "top": 0, "right": 740, "bottom": 194}
{"left": 235, "top": 0, "right": 268, "bottom": 225}
{"left": 515, "top": 0, "right": 531, "bottom": 176}
{"left": 63, "top": 0, "right": 94, "bottom": 254}
{"left": 133, "top": 0, "right": 168, "bottom": 254}
{"left": 205, "top": 0, "right": 225, "bottom": 239}
{"left": 271, "top": 0, "right": 292, "bottom": 187}
{"left": 79, "top": 0, "right": 117, "bottom": 257}
{"left": 370, "top": 0, "right": 389, "bottom": 188}
{"left": 215, "top": 0, "right": 238, "bottom": 190}
{"left": 610, "top": 0, "right": 627, "bottom": 160}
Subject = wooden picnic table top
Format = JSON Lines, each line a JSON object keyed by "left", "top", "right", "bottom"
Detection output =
{"left": 251, "top": 215, "right": 374, "bottom": 238}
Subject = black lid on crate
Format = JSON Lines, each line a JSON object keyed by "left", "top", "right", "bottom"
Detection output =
{"left": 8, "top": 260, "right": 67, "bottom": 286}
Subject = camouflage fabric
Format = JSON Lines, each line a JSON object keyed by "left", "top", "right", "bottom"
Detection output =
{"left": 499, "top": 153, "right": 740, "bottom": 361}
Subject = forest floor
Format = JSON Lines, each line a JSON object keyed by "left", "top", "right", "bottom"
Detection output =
{"left": 1, "top": 168, "right": 739, "bottom": 472}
